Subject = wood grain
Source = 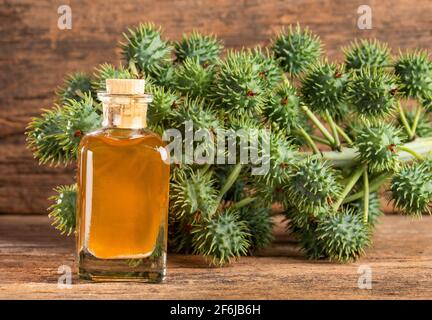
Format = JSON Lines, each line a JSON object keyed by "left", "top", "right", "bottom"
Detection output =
{"left": 1, "top": 214, "right": 432, "bottom": 299}
{"left": 1, "top": 0, "right": 432, "bottom": 213}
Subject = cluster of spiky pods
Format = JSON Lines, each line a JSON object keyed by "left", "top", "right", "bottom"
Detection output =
{"left": 26, "top": 23, "right": 432, "bottom": 265}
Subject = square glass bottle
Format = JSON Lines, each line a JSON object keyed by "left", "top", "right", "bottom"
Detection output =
{"left": 76, "top": 79, "right": 170, "bottom": 282}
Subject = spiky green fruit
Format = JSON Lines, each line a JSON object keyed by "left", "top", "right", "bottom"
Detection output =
{"left": 343, "top": 192, "right": 383, "bottom": 227}
{"left": 222, "top": 113, "right": 269, "bottom": 170}
{"left": 212, "top": 50, "right": 268, "bottom": 117}
{"left": 254, "top": 131, "right": 297, "bottom": 187}
{"left": 343, "top": 39, "right": 390, "bottom": 70}
{"left": 394, "top": 50, "right": 432, "bottom": 99}
{"left": 239, "top": 206, "right": 274, "bottom": 252}
{"left": 225, "top": 116, "right": 292, "bottom": 180}
{"left": 92, "top": 63, "right": 134, "bottom": 93}
{"left": 300, "top": 61, "right": 348, "bottom": 117}
{"left": 192, "top": 208, "right": 250, "bottom": 266}
{"left": 250, "top": 47, "right": 284, "bottom": 89}
{"left": 147, "top": 85, "right": 179, "bottom": 129}
{"left": 148, "top": 62, "right": 176, "bottom": 89}
{"left": 226, "top": 112, "right": 264, "bottom": 132}
{"left": 265, "top": 81, "right": 301, "bottom": 132}
{"left": 48, "top": 184, "right": 77, "bottom": 235}
{"left": 355, "top": 123, "right": 402, "bottom": 173}
{"left": 272, "top": 24, "right": 322, "bottom": 75}
{"left": 174, "top": 57, "right": 215, "bottom": 98}
{"left": 57, "top": 73, "right": 93, "bottom": 104}
{"left": 284, "top": 205, "right": 329, "bottom": 231}
{"left": 170, "top": 167, "right": 218, "bottom": 220}
{"left": 223, "top": 117, "right": 269, "bottom": 171}
{"left": 391, "top": 162, "right": 432, "bottom": 217}
{"left": 26, "top": 106, "right": 71, "bottom": 166}
{"left": 57, "top": 96, "right": 102, "bottom": 158}
{"left": 26, "top": 96, "right": 101, "bottom": 166}
{"left": 168, "top": 170, "right": 199, "bottom": 254}
{"left": 175, "top": 96, "right": 221, "bottom": 132}
{"left": 249, "top": 132, "right": 297, "bottom": 208}
{"left": 316, "top": 210, "right": 371, "bottom": 262}
{"left": 174, "top": 31, "right": 223, "bottom": 64}
{"left": 346, "top": 67, "right": 398, "bottom": 121}
{"left": 121, "top": 23, "right": 172, "bottom": 76}
{"left": 286, "top": 157, "right": 341, "bottom": 213}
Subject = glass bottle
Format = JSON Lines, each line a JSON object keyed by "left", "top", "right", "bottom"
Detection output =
{"left": 76, "top": 79, "right": 170, "bottom": 282}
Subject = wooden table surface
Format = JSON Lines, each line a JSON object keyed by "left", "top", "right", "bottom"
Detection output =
{"left": 1, "top": 214, "right": 432, "bottom": 300}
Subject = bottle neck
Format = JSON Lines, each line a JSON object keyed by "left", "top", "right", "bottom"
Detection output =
{"left": 102, "top": 104, "right": 148, "bottom": 129}
{"left": 99, "top": 94, "right": 152, "bottom": 129}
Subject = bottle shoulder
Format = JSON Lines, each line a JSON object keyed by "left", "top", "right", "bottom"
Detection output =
{"left": 80, "top": 128, "right": 166, "bottom": 149}
{"left": 84, "top": 128, "right": 163, "bottom": 141}
{"left": 87, "top": 127, "right": 161, "bottom": 138}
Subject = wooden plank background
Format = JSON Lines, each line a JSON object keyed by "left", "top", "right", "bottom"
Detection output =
{"left": 1, "top": 0, "right": 431, "bottom": 214}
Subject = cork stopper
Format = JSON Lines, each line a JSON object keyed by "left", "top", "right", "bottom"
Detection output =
{"left": 105, "top": 79, "right": 145, "bottom": 95}
{"left": 98, "top": 79, "right": 152, "bottom": 129}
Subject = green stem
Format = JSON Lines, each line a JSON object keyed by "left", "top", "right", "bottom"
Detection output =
{"left": 325, "top": 110, "right": 341, "bottom": 151}
{"left": 219, "top": 163, "right": 242, "bottom": 199}
{"left": 333, "top": 166, "right": 365, "bottom": 212}
{"left": 335, "top": 124, "right": 353, "bottom": 145}
{"left": 310, "top": 134, "right": 332, "bottom": 146}
{"left": 301, "top": 105, "right": 335, "bottom": 146}
{"left": 363, "top": 169, "right": 369, "bottom": 224}
{"left": 398, "top": 145, "right": 425, "bottom": 161}
{"left": 297, "top": 127, "right": 321, "bottom": 155}
{"left": 410, "top": 105, "right": 423, "bottom": 140}
{"left": 343, "top": 172, "right": 391, "bottom": 204}
{"left": 200, "top": 163, "right": 212, "bottom": 175}
{"left": 398, "top": 101, "right": 413, "bottom": 138}
{"left": 233, "top": 197, "right": 256, "bottom": 209}
{"left": 129, "top": 59, "right": 140, "bottom": 77}
{"left": 211, "top": 163, "right": 242, "bottom": 215}
{"left": 310, "top": 137, "right": 432, "bottom": 168}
